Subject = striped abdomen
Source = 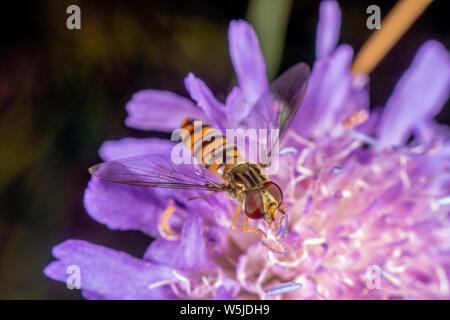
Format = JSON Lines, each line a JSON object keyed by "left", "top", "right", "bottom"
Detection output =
{"left": 181, "top": 119, "right": 242, "bottom": 177}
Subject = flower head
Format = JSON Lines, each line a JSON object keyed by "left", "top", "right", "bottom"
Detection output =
{"left": 45, "top": 1, "right": 450, "bottom": 299}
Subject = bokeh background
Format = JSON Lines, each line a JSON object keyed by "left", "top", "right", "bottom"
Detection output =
{"left": 0, "top": 0, "right": 448, "bottom": 299}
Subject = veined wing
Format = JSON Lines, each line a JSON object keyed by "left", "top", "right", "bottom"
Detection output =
{"left": 247, "top": 62, "right": 310, "bottom": 138}
{"left": 242, "top": 62, "right": 310, "bottom": 164}
{"left": 89, "top": 154, "right": 229, "bottom": 192}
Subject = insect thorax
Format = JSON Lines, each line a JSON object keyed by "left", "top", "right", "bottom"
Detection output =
{"left": 225, "top": 163, "right": 268, "bottom": 199}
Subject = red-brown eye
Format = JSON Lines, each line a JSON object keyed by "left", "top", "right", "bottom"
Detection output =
{"left": 263, "top": 182, "right": 283, "bottom": 204}
{"left": 245, "top": 190, "right": 264, "bottom": 219}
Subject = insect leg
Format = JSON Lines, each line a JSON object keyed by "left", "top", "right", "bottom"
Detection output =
{"left": 230, "top": 204, "right": 267, "bottom": 238}
{"left": 230, "top": 203, "right": 243, "bottom": 231}
{"left": 243, "top": 216, "right": 267, "bottom": 239}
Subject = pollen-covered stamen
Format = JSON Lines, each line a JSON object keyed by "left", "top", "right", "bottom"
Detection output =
{"left": 158, "top": 203, "right": 180, "bottom": 241}
{"left": 342, "top": 109, "right": 369, "bottom": 129}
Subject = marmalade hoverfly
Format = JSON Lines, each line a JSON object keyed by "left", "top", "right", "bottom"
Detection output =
{"left": 89, "top": 62, "right": 310, "bottom": 254}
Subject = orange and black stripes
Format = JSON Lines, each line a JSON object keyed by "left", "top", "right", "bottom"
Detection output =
{"left": 231, "top": 164, "right": 267, "bottom": 189}
{"left": 181, "top": 119, "right": 242, "bottom": 177}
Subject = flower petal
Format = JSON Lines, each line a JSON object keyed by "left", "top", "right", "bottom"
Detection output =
{"left": 84, "top": 177, "right": 166, "bottom": 236}
{"left": 144, "top": 213, "right": 216, "bottom": 272}
{"left": 125, "top": 89, "right": 207, "bottom": 132}
{"left": 377, "top": 40, "right": 450, "bottom": 148}
{"left": 143, "top": 238, "right": 180, "bottom": 268}
{"left": 176, "top": 213, "right": 215, "bottom": 272}
{"left": 292, "top": 44, "right": 366, "bottom": 137}
{"left": 316, "top": 0, "right": 342, "bottom": 59}
{"left": 44, "top": 240, "right": 176, "bottom": 299}
{"left": 214, "top": 277, "right": 241, "bottom": 300}
{"left": 184, "top": 73, "right": 227, "bottom": 131}
{"left": 99, "top": 137, "right": 176, "bottom": 161}
{"left": 214, "top": 285, "right": 232, "bottom": 299}
{"left": 228, "top": 20, "right": 268, "bottom": 106}
{"left": 225, "top": 86, "right": 245, "bottom": 125}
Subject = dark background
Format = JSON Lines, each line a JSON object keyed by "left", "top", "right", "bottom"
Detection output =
{"left": 0, "top": 0, "right": 448, "bottom": 299}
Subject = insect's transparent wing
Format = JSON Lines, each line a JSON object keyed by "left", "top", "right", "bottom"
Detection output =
{"left": 247, "top": 62, "right": 310, "bottom": 138}
{"left": 242, "top": 62, "right": 310, "bottom": 165}
{"left": 89, "top": 154, "right": 228, "bottom": 192}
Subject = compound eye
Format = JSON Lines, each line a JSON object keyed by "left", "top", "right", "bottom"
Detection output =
{"left": 244, "top": 190, "right": 264, "bottom": 219}
{"left": 263, "top": 182, "right": 283, "bottom": 204}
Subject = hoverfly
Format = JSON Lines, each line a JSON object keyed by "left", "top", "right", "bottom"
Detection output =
{"left": 89, "top": 62, "right": 310, "bottom": 253}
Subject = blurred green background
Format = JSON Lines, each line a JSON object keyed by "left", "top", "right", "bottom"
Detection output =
{"left": 0, "top": 0, "right": 448, "bottom": 299}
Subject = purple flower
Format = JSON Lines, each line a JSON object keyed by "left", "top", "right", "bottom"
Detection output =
{"left": 45, "top": 1, "right": 450, "bottom": 299}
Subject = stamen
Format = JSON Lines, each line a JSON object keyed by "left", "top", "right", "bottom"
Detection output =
{"left": 265, "top": 282, "right": 303, "bottom": 296}
{"left": 331, "top": 166, "right": 344, "bottom": 175}
{"left": 296, "top": 164, "right": 314, "bottom": 177}
{"left": 202, "top": 276, "right": 210, "bottom": 286}
{"left": 303, "top": 238, "right": 326, "bottom": 246}
{"left": 158, "top": 203, "right": 180, "bottom": 241}
{"left": 297, "top": 148, "right": 310, "bottom": 167}
{"left": 342, "top": 109, "right": 369, "bottom": 128}
{"left": 268, "top": 249, "right": 307, "bottom": 268}
{"left": 147, "top": 278, "right": 177, "bottom": 290}
{"left": 352, "top": 0, "right": 433, "bottom": 74}
{"left": 341, "top": 190, "right": 352, "bottom": 198}
{"left": 436, "top": 266, "right": 450, "bottom": 296}
{"left": 355, "top": 178, "right": 370, "bottom": 190}
{"left": 351, "top": 130, "right": 378, "bottom": 146}
{"left": 381, "top": 269, "right": 403, "bottom": 287}
{"left": 334, "top": 140, "right": 361, "bottom": 160}
{"left": 279, "top": 146, "right": 298, "bottom": 155}
{"left": 437, "top": 196, "right": 450, "bottom": 206}
{"left": 320, "top": 183, "right": 330, "bottom": 197}
{"left": 286, "top": 130, "right": 316, "bottom": 149}
{"left": 399, "top": 156, "right": 411, "bottom": 189}
{"left": 172, "top": 270, "right": 191, "bottom": 294}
